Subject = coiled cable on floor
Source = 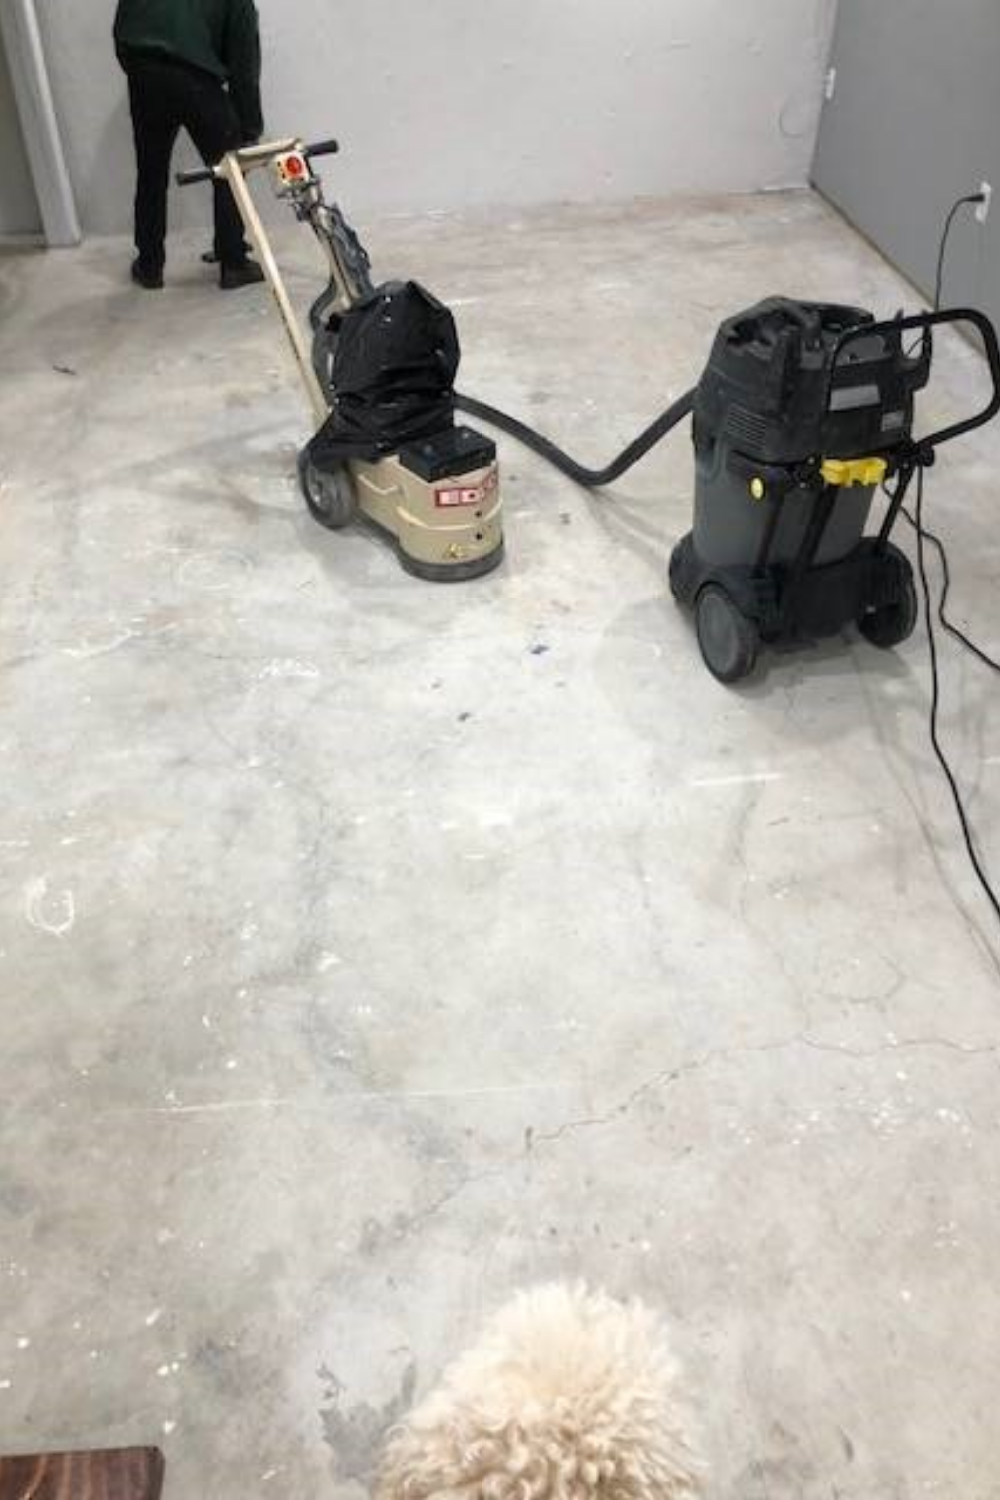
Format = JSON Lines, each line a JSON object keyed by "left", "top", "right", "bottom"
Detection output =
{"left": 455, "top": 388, "right": 697, "bottom": 489}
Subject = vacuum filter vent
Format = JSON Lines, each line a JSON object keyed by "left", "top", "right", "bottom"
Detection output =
{"left": 694, "top": 297, "right": 931, "bottom": 465}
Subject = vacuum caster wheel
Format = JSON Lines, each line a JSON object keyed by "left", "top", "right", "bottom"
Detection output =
{"left": 858, "top": 574, "right": 919, "bottom": 649}
{"left": 696, "top": 584, "right": 759, "bottom": 684}
{"left": 298, "top": 450, "right": 358, "bottom": 531}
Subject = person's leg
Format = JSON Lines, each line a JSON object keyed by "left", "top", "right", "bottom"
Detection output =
{"left": 179, "top": 73, "right": 251, "bottom": 269}
{"left": 128, "top": 68, "right": 180, "bottom": 280}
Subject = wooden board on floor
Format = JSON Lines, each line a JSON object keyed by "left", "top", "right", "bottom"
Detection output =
{"left": 0, "top": 1448, "right": 164, "bottom": 1499}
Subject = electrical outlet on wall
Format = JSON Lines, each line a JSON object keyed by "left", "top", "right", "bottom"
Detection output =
{"left": 976, "top": 182, "right": 992, "bottom": 225}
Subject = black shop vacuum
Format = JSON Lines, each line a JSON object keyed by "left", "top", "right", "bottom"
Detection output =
{"left": 463, "top": 299, "right": 1000, "bottom": 683}
{"left": 668, "top": 300, "right": 1000, "bottom": 681}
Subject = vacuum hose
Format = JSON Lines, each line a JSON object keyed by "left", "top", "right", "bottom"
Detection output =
{"left": 455, "top": 388, "right": 698, "bottom": 489}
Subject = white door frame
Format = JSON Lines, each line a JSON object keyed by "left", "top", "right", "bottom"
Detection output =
{"left": 0, "top": 0, "right": 81, "bottom": 247}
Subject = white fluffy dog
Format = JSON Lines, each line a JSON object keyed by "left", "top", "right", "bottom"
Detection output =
{"left": 376, "top": 1285, "right": 705, "bottom": 1500}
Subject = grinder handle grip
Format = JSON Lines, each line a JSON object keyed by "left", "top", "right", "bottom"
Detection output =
{"left": 176, "top": 164, "right": 215, "bottom": 186}
{"left": 177, "top": 138, "right": 339, "bottom": 186}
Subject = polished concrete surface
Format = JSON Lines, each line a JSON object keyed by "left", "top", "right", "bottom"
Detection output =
{"left": 1, "top": 191, "right": 999, "bottom": 1499}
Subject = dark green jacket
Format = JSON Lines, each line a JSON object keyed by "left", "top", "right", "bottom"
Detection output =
{"left": 114, "top": 0, "right": 263, "bottom": 140}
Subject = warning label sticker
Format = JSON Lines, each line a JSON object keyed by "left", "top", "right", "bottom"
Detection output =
{"left": 436, "top": 486, "right": 483, "bottom": 508}
{"left": 435, "top": 467, "right": 498, "bottom": 510}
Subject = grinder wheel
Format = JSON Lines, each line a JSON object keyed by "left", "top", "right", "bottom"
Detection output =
{"left": 298, "top": 450, "right": 358, "bottom": 530}
{"left": 696, "top": 584, "right": 760, "bottom": 684}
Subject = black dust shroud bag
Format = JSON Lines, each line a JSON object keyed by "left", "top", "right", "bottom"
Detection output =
{"left": 308, "top": 280, "right": 460, "bottom": 464}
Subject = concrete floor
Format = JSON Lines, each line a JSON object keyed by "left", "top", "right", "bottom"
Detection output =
{"left": 2, "top": 191, "right": 1000, "bottom": 1500}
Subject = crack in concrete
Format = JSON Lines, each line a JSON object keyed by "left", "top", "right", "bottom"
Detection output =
{"left": 527, "top": 1030, "right": 1000, "bottom": 1152}
{"left": 372, "top": 1161, "right": 512, "bottom": 1249}
{"left": 529, "top": 1052, "right": 718, "bottom": 1149}
{"left": 396, "top": 1166, "right": 498, "bottom": 1238}
{"left": 798, "top": 1034, "right": 1000, "bottom": 1060}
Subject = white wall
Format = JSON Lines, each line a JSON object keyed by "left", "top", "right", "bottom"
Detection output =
{"left": 36, "top": 0, "right": 838, "bottom": 235}
{"left": 0, "top": 26, "right": 41, "bottom": 237}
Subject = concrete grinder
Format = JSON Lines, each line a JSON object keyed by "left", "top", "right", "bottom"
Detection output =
{"left": 178, "top": 137, "right": 503, "bottom": 582}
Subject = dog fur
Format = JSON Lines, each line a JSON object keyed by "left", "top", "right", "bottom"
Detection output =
{"left": 376, "top": 1284, "right": 705, "bottom": 1500}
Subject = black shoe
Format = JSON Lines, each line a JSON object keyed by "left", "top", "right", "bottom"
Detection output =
{"left": 203, "top": 240, "right": 250, "bottom": 265}
{"left": 219, "top": 259, "right": 265, "bottom": 290}
{"left": 131, "top": 259, "right": 164, "bottom": 290}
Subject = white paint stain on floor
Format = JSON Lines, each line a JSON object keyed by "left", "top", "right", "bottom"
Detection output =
{"left": 689, "top": 770, "right": 786, "bottom": 789}
{"left": 258, "top": 658, "right": 321, "bottom": 681}
{"left": 23, "top": 877, "right": 76, "bottom": 937}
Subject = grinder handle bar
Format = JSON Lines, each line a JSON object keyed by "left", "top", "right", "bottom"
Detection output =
{"left": 827, "top": 307, "right": 1000, "bottom": 458}
{"left": 176, "top": 137, "right": 339, "bottom": 188}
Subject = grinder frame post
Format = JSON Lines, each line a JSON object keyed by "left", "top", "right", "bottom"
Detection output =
{"left": 179, "top": 138, "right": 331, "bottom": 422}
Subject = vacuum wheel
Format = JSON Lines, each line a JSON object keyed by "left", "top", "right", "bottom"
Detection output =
{"left": 298, "top": 450, "right": 358, "bottom": 531}
{"left": 695, "top": 584, "right": 759, "bottom": 684}
{"left": 858, "top": 572, "right": 919, "bottom": 649}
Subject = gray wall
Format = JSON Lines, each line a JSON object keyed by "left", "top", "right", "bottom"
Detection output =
{"left": 36, "top": 0, "right": 838, "bottom": 235}
{"left": 0, "top": 25, "right": 41, "bottom": 236}
{"left": 813, "top": 0, "right": 1000, "bottom": 330}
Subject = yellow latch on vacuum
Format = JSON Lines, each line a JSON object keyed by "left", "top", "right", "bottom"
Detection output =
{"left": 820, "top": 456, "right": 888, "bottom": 488}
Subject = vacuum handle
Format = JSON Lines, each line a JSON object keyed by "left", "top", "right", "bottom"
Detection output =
{"left": 304, "top": 138, "right": 340, "bottom": 160}
{"left": 829, "top": 307, "right": 1000, "bottom": 454}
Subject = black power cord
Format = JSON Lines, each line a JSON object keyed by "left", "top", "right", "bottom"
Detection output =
{"left": 900, "top": 504, "right": 1000, "bottom": 673}
{"left": 910, "top": 465, "right": 1000, "bottom": 927}
{"left": 901, "top": 190, "right": 1000, "bottom": 927}
{"left": 903, "top": 192, "right": 984, "bottom": 356}
{"left": 933, "top": 193, "right": 986, "bottom": 312}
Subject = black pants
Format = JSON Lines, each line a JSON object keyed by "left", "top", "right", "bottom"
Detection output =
{"left": 126, "top": 58, "right": 250, "bottom": 273}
